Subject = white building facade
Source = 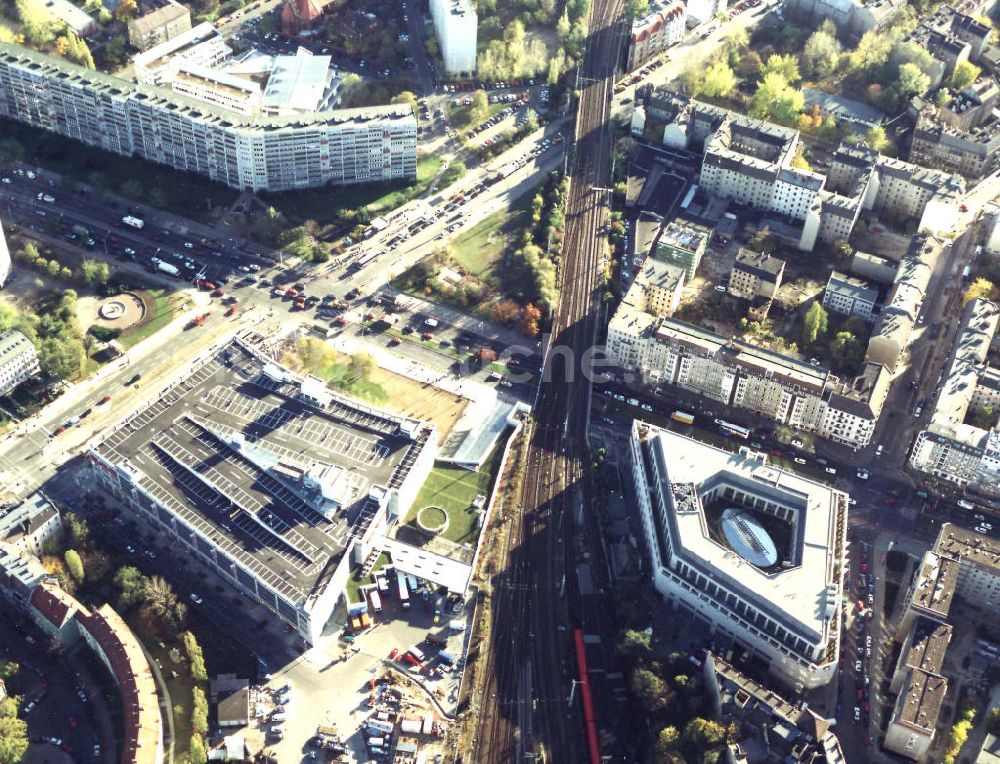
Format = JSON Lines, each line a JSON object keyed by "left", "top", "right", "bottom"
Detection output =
{"left": 629, "top": 423, "right": 847, "bottom": 690}
{"left": 0, "top": 329, "right": 39, "bottom": 397}
{"left": 0, "top": 42, "right": 417, "bottom": 193}
{"left": 430, "top": 0, "right": 478, "bottom": 75}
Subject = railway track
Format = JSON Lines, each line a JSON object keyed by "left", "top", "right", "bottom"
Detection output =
{"left": 471, "top": 0, "right": 626, "bottom": 761}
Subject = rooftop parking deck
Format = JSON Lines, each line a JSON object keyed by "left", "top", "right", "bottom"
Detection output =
{"left": 92, "top": 339, "right": 432, "bottom": 604}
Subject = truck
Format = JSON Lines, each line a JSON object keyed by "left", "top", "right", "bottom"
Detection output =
{"left": 151, "top": 258, "right": 179, "bottom": 277}
{"left": 122, "top": 215, "right": 144, "bottom": 229}
{"left": 671, "top": 411, "right": 695, "bottom": 425}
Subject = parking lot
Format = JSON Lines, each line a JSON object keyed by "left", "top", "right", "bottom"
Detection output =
{"left": 0, "top": 611, "right": 114, "bottom": 764}
{"left": 251, "top": 572, "right": 473, "bottom": 763}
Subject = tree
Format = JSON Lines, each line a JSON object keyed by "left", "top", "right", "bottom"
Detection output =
{"left": 555, "top": 8, "right": 571, "bottom": 38}
{"left": 761, "top": 53, "right": 800, "bottom": 84}
{"left": 0, "top": 138, "right": 24, "bottom": 171}
{"left": 802, "top": 26, "right": 841, "bottom": 79}
{"left": 790, "top": 145, "right": 811, "bottom": 170}
{"left": 188, "top": 733, "right": 207, "bottom": 764}
{"left": 81, "top": 259, "right": 109, "bottom": 287}
{"left": 829, "top": 331, "right": 863, "bottom": 370}
{"left": 182, "top": 631, "right": 208, "bottom": 681}
{"left": 113, "top": 0, "right": 137, "bottom": 20}
{"left": 144, "top": 576, "right": 186, "bottom": 628}
{"left": 60, "top": 33, "right": 95, "bottom": 69}
{"left": 630, "top": 668, "right": 670, "bottom": 713}
{"left": 864, "top": 125, "right": 889, "bottom": 152}
{"left": 802, "top": 302, "right": 829, "bottom": 345}
{"left": 847, "top": 30, "right": 893, "bottom": 73}
{"left": 723, "top": 27, "right": 749, "bottom": 53}
{"left": 0, "top": 300, "right": 17, "bottom": 333}
{"left": 950, "top": 60, "right": 980, "bottom": 90}
{"left": 0, "top": 711, "right": 29, "bottom": 764}
{"left": 972, "top": 405, "right": 996, "bottom": 429}
{"left": 0, "top": 662, "right": 17, "bottom": 680}
{"left": 469, "top": 89, "right": 489, "bottom": 124}
{"left": 16, "top": 0, "right": 57, "bottom": 47}
{"left": 64, "top": 550, "right": 85, "bottom": 583}
{"left": 617, "top": 629, "right": 652, "bottom": 661}
{"left": 654, "top": 725, "right": 681, "bottom": 759}
{"left": 390, "top": 90, "right": 419, "bottom": 118}
{"left": 699, "top": 60, "right": 736, "bottom": 98}
{"left": 962, "top": 277, "right": 999, "bottom": 306}
{"left": 120, "top": 179, "right": 143, "bottom": 200}
{"left": 626, "top": 0, "right": 649, "bottom": 20}
{"left": 682, "top": 717, "right": 728, "bottom": 752}
{"left": 751, "top": 72, "right": 804, "bottom": 124}
{"left": 520, "top": 303, "right": 542, "bottom": 337}
{"left": 191, "top": 686, "right": 209, "bottom": 734}
{"left": 38, "top": 334, "right": 83, "bottom": 379}
{"left": 897, "top": 62, "right": 930, "bottom": 99}
{"left": 114, "top": 566, "right": 147, "bottom": 609}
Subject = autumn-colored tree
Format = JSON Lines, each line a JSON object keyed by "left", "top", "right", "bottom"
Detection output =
{"left": 489, "top": 299, "right": 521, "bottom": 325}
{"left": 113, "top": 0, "right": 137, "bottom": 20}
{"left": 520, "top": 303, "right": 543, "bottom": 337}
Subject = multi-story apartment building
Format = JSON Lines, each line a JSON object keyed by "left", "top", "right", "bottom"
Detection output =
{"left": 653, "top": 222, "right": 708, "bottom": 280}
{"left": 0, "top": 547, "right": 165, "bottom": 764}
{"left": 429, "top": 0, "right": 477, "bottom": 75}
{"left": 704, "top": 654, "right": 847, "bottom": 761}
{"left": 727, "top": 249, "right": 784, "bottom": 300}
{"left": 607, "top": 313, "right": 892, "bottom": 449}
{"left": 626, "top": 0, "right": 686, "bottom": 71}
{"left": 628, "top": 423, "right": 848, "bottom": 689}
{"left": 0, "top": 329, "right": 39, "bottom": 397}
{"left": 0, "top": 492, "right": 62, "bottom": 558}
{"left": 909, "top": 79, "right": 1000, "bottom": 179}
{"left": 623, "top": 259, "right": 685, "bottom": 318}
{"left": 783, "top": 0, "right": 905, "bottom": 42}
{"left": 910, "top": 299, "right": 1000, "bottom": 497}
{"left": 0, "top": 217, "right": 9, "bottom": 288}
{"left": 128, "top": 0, "right": 192, "bottom": 52}
{"left": 133, "top": 22, "right": 231, "bottom": 87}
{"left": 88, "top": 337, "right": 438, "bottom": 645}
{"left": 635, "top": 88, "right": 963, "bottom": 251}
{"left": 0, "top": 43, "right": 417, "bottom": 193}
{"left": 823, "top": 270, "right": 878, "bottom": 321}
{"left": 898, "top": 6, "right": 994, "bottom": 87}
{"left": 885, "top": 523, "right": 1000, "bottom": 760}
{"left": 865, "top": 235, "right": 936, "bottom": 372}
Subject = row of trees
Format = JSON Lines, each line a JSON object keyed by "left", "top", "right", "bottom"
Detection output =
{"left": 0, "top": 662, "right": 28, "bottom": 764}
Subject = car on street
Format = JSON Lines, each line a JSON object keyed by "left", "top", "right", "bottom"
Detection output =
{"left": 853, "top": 707, "right": 861, "bottom": 721}
{"left": 189, "top": 593, "right": 203, "bottom": 605}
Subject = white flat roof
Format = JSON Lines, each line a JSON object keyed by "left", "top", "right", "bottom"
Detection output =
{"left": 650, "top": 428, "right": 845, "bottom": 640}
{"left": 384, "top": 539, "right": 472, "bottom": 593}
{"left": 263, "top": 52, "right": 331, "bottom": 112}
